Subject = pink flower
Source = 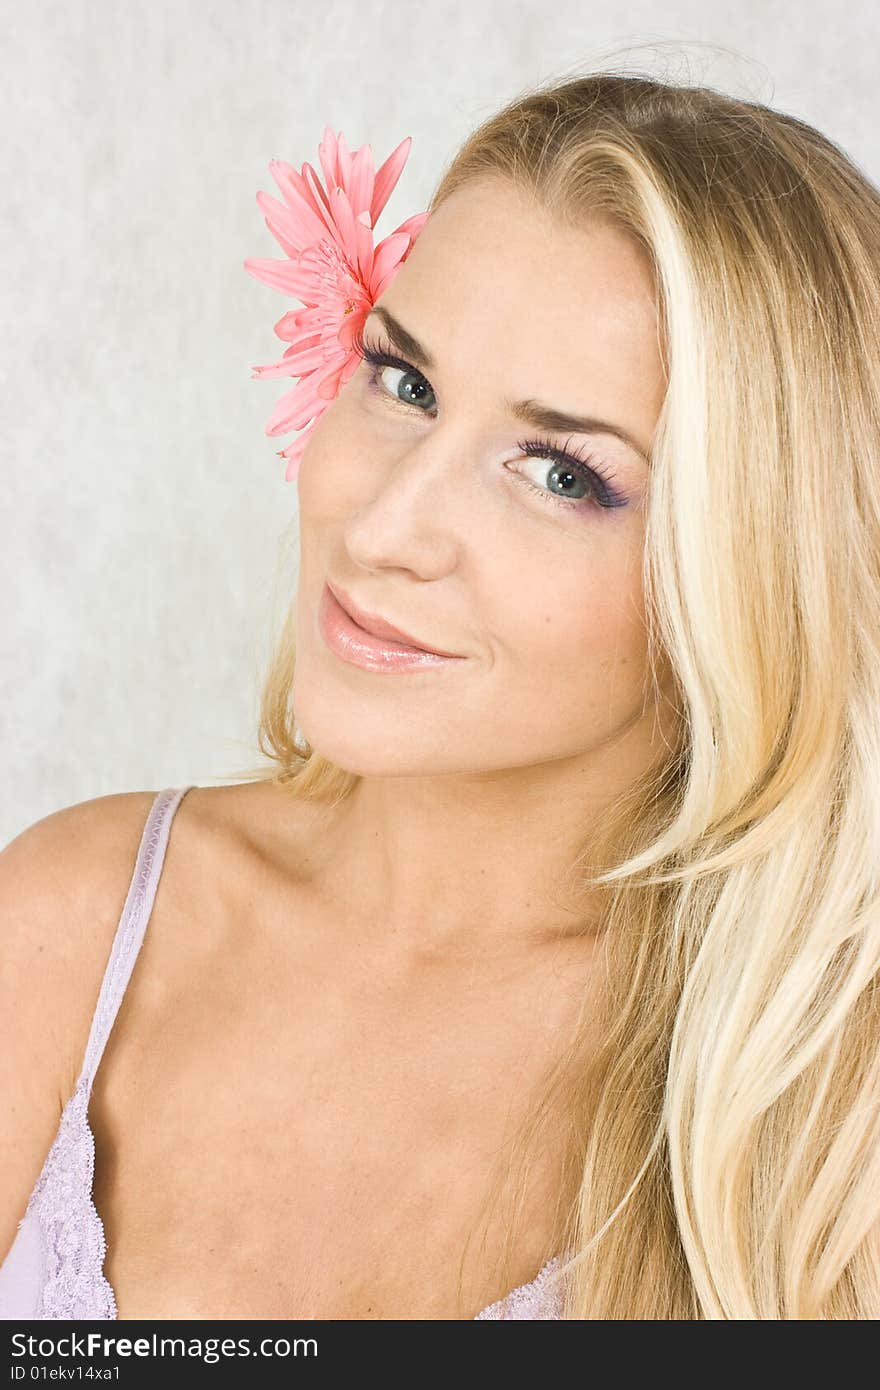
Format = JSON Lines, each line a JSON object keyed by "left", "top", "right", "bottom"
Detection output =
{"left": 243, "top": 127, "right": 430, "bottom": 481}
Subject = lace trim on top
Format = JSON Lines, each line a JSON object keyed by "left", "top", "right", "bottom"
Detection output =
{"left": 26, "top": 1081, "right": 117, "bottom": 1319}
{"left": 474, "top": 1254, "right": 565, "bottom": 1319}
{"left": 23, "top": 787, "right": 190, "bottom": 1321}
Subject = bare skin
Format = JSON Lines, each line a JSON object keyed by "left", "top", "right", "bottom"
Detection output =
{"left": 5, "top": 177, "right": 680, "bottom": 1318}
{"left": 87, "top": 780, "right": 606, "bottom": 1319}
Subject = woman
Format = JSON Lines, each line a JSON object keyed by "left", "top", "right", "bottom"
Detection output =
{"left": 2, "top": 69, "right": 879, "bottom": 1320}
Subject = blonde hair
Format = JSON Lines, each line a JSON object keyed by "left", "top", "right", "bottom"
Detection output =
{"left": 233, "top": 67, "right": 880, "bottom": 1317}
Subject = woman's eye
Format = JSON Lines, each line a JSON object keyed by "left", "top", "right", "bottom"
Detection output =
{"left": 515, "top": 455, "right": 601, "bottom": 506}
{"left": 368, "top": 362, "right": 436, "bottom": 411}
{"left": 509, "top": 437, "right": 628, "bottom": 512}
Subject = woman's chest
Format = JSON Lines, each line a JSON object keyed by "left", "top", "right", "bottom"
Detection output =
{"left": 87, "top": 951, "right": 577, "bottom": 1319}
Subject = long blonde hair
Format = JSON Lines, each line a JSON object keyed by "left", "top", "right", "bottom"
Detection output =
{"left": 234, "top": 69, "right": 880, "bottom": 1317}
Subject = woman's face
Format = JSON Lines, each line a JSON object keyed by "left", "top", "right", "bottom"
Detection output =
{"left": 293, "top": 177, "right": 673, "bottom": 779}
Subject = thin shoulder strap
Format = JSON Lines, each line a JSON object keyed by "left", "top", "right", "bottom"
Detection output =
{"left": 77, "top": 785, "right": 196, "bottom": 1095}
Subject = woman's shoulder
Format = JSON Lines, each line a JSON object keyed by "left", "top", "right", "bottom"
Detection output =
{"left": 0, "top": 778, "right": 328, "bottom": 1089}
{"left": 0, "top": 790, "right": 166, "bottom": 1086}
{"left": 0, "top": 787, "right": 166, "bottom": 934}
{"left": 0, "top": 778, "right": 330, "bottom": 1062}
{"left": 0, "top": 788, "right": 165, "bottom": 1266}
{"left": 0, "top": 788, "right": 164, "bottom": 965}
{"left": 0, "top": 778, "right": 320, "bottom": 971}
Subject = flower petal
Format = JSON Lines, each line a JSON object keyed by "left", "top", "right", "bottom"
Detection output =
{"left": 336, "top": 304, "right": 369, "bottom": 351}
{"left": 315, "top": 355, "right": 352, "bottom": 399}
{"left": 273, "top": 336, "right": 331, "bottom": 374}
{"left": 301, "top": 161, "right": 344, "bottom": 243}
{"left": 243, "top": 254, "right": 328, "bottom": 303}
{"left": 259, "top": 180, "right": 330, "bottom": 254}
{"left": 282, "top": 426, "right": 314, "bottom": 481}
{"left": 269, "top": 158, "right": 331, "bottom": 237}
{"left": 345, "top": 141, "right": 376, "bottom": 219}
{"left": 250, "top": 330, "right": 327, "bottom": 377}
{"left": 273, "top": 305, "right": 326, "bottom": 342}
{"left": 352, "top": 209, "right": 376, "bottom": 285}
{"left": 317, "top": 125, "right": 345, "bottom": 192}
{"left": 335, "top": 129, "right": 355, "bottom": 185}
{"left": 371, "top": 135, "right": 412, "bottom": 225}
{"left": 339, "top": 348, "right": 364, "bottom": 386}
{"left": 324, "top": 185, "right": 366, "bottom": 273}
{"left": 250, "top": 357, "right": 297, "bottom": 379}
{"left": 263, "top": 382, "right": 305, "bottom": 434}
{"left": 255, "top": 190, "right": 306, "bottom": 260}
{"left": 390, "top": 210, "right": 431, "bottom": 243}
{"left": 265, "top": 373, "right": 328, "bottom": 434}
{"left": 368, "top": 231, "right": 413, "bottom": 299}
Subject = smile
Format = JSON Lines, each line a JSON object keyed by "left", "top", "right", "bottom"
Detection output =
{"left": 318, "top": 584, "right": 467, "bottom": 672}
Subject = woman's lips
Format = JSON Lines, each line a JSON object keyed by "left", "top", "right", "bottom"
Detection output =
{"left": 327, "top": 580, "right": 460, "bottom": 655}
{"left": 318, "top": 583, "right": 466, "bottom": 672}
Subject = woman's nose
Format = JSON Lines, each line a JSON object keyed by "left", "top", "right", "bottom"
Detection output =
{"left": 343, "top": 429, "right": 478, "bottom": 572}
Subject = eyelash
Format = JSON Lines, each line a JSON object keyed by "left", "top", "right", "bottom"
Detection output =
{"left": 351, "top": 329, "right": 628, "bottom": 513}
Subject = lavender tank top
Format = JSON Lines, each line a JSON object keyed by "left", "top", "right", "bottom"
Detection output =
{"left": 0, "top": 786, "right": 565, "bottom": 1321}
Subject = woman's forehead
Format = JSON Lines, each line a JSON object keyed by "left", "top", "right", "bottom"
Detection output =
{"left": 395, "top": 181, "right": 659, "bottom": 341}
{"left": 376, "top": 185, "right": 666, "bottom": 454}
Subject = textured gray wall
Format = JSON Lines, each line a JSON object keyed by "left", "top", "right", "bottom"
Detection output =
{"left": 2, "top": 1, "right": 878, "bottom": 843}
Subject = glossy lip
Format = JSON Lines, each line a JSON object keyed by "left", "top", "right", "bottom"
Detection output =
{"left": 318, "top": 584, "right": 465, "bottom": 673}
{"left": 326, "top": 579, "right": 461, "bottom": 658}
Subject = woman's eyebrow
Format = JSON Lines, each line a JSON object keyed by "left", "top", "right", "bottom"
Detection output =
{"left": 364, "top": 305, "right": 651, "bottom": 463}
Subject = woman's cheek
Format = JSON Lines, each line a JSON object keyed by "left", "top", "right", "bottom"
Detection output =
{"left": 296, "top": 406, "right": 359, "bottom": 519}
